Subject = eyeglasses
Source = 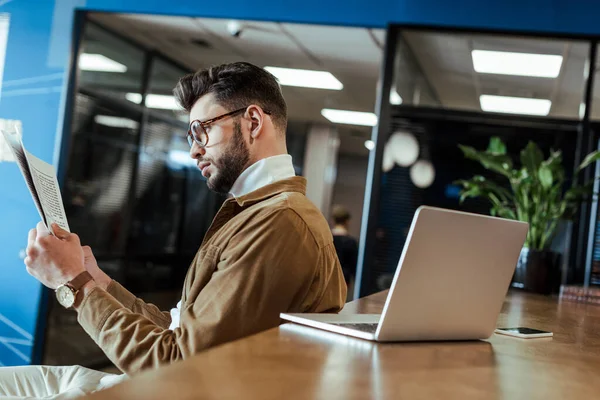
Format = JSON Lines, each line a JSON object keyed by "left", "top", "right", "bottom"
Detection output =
{"left": 186, "top": 107, "right": 271, "bottom": 148}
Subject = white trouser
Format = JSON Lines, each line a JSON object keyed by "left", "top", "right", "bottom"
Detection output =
{"left": 0, "top": 365, "right": 125, "bottom": 399}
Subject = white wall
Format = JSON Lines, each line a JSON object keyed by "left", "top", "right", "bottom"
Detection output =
{"left": 303, "top": 125, "right": 340, "bottom": 221}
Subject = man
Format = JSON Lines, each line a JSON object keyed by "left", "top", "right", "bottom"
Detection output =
{"left": 0, "top": 62, "right": 347, "bottom": 398}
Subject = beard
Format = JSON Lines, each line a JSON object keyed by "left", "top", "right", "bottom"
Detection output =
{"left": 204, "top": 121, "right": 250, "bottom": 194}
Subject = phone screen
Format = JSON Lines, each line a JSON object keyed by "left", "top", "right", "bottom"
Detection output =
{"left": 497, "top": 327, "right": 550, "bottom": 335}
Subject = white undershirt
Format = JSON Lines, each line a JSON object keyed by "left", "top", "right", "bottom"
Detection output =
{"left": 229, "top": 154, "right": 296, "bottom": 198}
{"left": 168, "top": 154, "right": 296, "bottom": 330}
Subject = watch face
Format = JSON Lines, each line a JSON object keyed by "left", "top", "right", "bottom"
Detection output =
{"left": 56, "top": 285, "right": 75, "bottom": 308}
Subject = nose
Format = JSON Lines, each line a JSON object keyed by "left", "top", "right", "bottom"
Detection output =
{"left": 189, "top": 141, "right": 205, "bottom": 160}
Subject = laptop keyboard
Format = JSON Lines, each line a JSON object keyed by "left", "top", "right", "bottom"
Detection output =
{"left": 331, "top": 323, "right": 379, "bottom": 334}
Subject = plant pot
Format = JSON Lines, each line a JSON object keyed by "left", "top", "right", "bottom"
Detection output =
{"left": 519, "top": 248, "right": 562, "bottom": 295}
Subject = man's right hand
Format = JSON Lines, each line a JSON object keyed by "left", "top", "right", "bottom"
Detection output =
{"left": 82, "top": 246, "right": 112, "bottom": 290}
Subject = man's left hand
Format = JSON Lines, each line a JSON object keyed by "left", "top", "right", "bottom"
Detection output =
{"left": 24, "top": 222, "right": 86, "bottom": 289}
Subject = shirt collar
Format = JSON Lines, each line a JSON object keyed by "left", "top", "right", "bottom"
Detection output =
{"left": 229, "top": 154, "right": 296, "bottom": 198}
{"left": 233, "top": 176, "right": 307, "bottom": 208}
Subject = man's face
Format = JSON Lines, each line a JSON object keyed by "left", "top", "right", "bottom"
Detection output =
{"left": 189, "top": 94, "right": 250, "bottom": 193}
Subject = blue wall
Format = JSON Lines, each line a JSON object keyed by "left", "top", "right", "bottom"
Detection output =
{"left": 1, "top": 0, "right": 600, "bottom": 366}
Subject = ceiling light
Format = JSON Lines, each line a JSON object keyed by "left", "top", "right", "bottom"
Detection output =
{"left": 388, "top": 131, "right": 419, "bottom": 167}
{"left": 125, "top": 93, "right": 142, "bottom": 104}
{"left": 410, "top": 160, "right": 435, "bottom": 189}
{"left": 321, "top": 109, "right": 377, "bottom": 127}
{"left": 265, "top": 66, "right": 343, "bottom": 90}
{"left": 382, "top": 144, "right": 395, "bottom": 172}
{"left": 79, "top": 53, "right": 127, "bottom": 73}
{"left": 472, "top": 50, "right": 563, "bottom": 78}
{"left": 364, "top": 140, "right": 375, "bottom": 150}
{"left": 94, "top": 115, "right": 139, "bottom": 129}
{"left": 146, "top": 94, "right": 181, "bottom": 110}
{"left": 390, "top": 89, "right": 403, "bottom": 105}
{"left": 479, "top": 95, "right": 551, "bottom": 116}
{"left": 126, "top": 93, "right": 182, "bottom": 110}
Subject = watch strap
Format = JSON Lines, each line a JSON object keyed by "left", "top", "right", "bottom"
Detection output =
{"left": 68, "top": 271, "right": 94, "bottom": 291}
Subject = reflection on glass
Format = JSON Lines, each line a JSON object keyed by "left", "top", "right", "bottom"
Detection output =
{"left": 65, "top": 93, "right": 141, "bottom": 254}
{"left": 392, "top": 36, "right": 440, "bottom": 108}
{"left": 145, "top": 58, "right": 188, "bottom": 118}
{"left": 369, "top": 116, "right": 577, "bottom": 296}
{"left": 49, "top": 22, "right": 226, "bottom": 369}
{"left": 78, "top": 23, "right": 145, "bottom": 102}
{"left": 128, "top": 118, "right": 188, "bottom": 255}
{"left": 395, "top": 29, "right": 590, "bottom": 120}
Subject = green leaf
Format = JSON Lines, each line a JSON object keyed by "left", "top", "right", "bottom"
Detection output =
{"left": 538, "top": 165, "right": 553, "bottom": 189}
{"left": 541, "top": 150, "right": 563, "bottom": 182}
{"left": 457, "top": 138, "right": 596, "bottom": 249}
{"left": 459, "top": 145, "right": 513, "bottom": 178}
{"left": 577, "top": 150, "right": 600, "bottom": 173}
{"left": 487, "top": 137, "right": 507, "bottom": 155}
{"left": 459, "top": 187, "right": 481, "bottom": 204}
{"left": 454, "top": 176, "right": 514, "bottom": 204}
{"left": 543, "top": 150, "right": 562, "bottom": 169}
{"left": 520, "top": 141, "right": 544, "bottom": 177}
{"left": 490, "top": 205, "right": 517, "bottom": 220}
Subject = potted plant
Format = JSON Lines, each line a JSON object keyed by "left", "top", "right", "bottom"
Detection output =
{"left": 456, "top": 137, "right": 600, "bottom": 295}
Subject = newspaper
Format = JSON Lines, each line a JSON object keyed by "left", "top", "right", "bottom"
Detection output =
{"left": 1, "top": 125, "right": 70, "bottom": 233}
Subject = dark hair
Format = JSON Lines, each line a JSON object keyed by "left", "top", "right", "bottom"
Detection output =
{"left": 332, "top": 204, "right": 351, "bottom": 225}
{"left": 173, "top": 62, "right": 287, "bottom": 132}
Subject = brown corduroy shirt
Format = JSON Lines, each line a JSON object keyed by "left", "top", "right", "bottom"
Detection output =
{"left": 76, "top": 176, "right": 347, "bottom": 375}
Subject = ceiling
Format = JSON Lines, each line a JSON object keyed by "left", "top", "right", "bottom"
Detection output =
{"left": 401, "top": 30, "right": 595, "bottom": 119}
{"left": 86, "top": 13, "right": 384, "bottom": 157}
{"left": 84, "top": 13, "right": 599, "bottom": 160}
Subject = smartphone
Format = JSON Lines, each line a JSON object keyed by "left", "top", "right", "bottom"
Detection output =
{"left": 495, "top": 327, "right": 553, "bottom": 339}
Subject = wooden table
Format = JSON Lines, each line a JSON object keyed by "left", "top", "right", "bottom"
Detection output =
{"left": 86, "top": 290, "right": 600, "bottom": 399}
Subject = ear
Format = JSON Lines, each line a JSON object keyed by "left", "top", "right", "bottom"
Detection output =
{"left": 246, "top": 105, "right": 265, "bottom": 141}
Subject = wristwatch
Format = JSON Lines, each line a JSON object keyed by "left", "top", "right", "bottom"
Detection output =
{"left": 55, "top": 271, "right": 94, "bottom": 309}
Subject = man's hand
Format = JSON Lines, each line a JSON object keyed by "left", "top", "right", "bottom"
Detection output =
{"left": 24, "top": 222, "right": 85, "bottom": 289}
{"left": 82, "top": 246, "right": 112, "bottom": 290}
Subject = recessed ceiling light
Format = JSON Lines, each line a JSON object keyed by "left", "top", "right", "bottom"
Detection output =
{"left": 410, "top": 160, "right": 435, "bottom": 189}
{"left": 126, "top": 93, "right": 182, "bottom": 110}
{"left": 364, "top": 140, "right": 375, "bottom": 150}
{"left": 479, "top": 95, "right": 551, "bottom": 116}
{"left": 145, "top": 94, "right": 181, "bottom": 110}
{"left": 94, "top": 115, "right": 139, "bottom": 129}
{"left": 265, "top": 66, "right": 343, "bottom": 90}
{"left": 390, "top": 89, "right": 403, "bottom": 105}
{"left": 321, "top": 109, "right": 378, "bottom": 127}
{"left": 472, "top": 50, "right": 563, "bottom": 78}
{"left": 125, "top": 93, "right": 142, "bottom": 104}
{"left": 79, "top": 53, "right": 127, "bottom": 73}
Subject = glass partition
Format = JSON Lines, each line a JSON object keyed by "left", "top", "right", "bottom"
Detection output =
{"left": 79, "top": 23, "right": 146, "bottom": 103}
{"left": 44, "top": 20, "right": 225, "bottom": 368}
{"left": 393, "top": 29, "right": 590, "bottom": 120}
{"left": 359, "top": 26, "right": 597, "bottom": 297}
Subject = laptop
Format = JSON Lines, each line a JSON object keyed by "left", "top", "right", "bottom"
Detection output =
{"left": 281, "top": 206, "right": 529, "bottom": 342}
